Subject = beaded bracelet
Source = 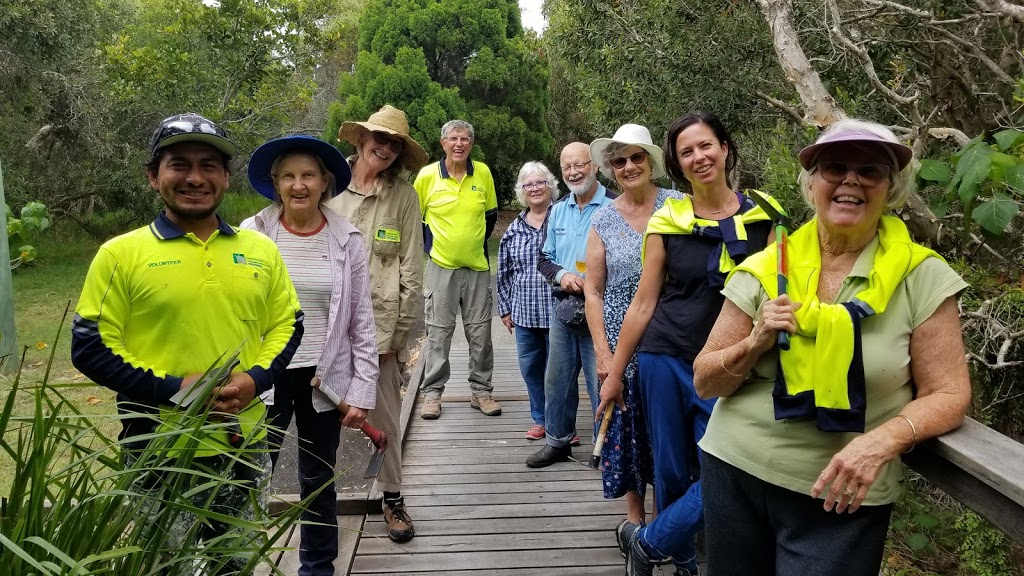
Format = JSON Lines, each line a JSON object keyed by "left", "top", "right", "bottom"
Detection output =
{"left": 896, "top": 414, "right": 917, "bottom": 453}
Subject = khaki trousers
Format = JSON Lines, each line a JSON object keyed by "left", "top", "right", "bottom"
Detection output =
{"left": 368, "top": 353, "right": 404, "bottom": 493}
{"left": 420, "top": 259, "right": 494, "bottom": 397}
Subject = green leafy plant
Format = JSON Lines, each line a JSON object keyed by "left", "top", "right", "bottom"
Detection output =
{"left": 954, "top": 510, "right": 1011, "bottom": 576}
{"left": 6, "top": 201, "right": 50, "bottom": 270}
{"left": 918, "top": 129, "right": 1024, "bottom": 238}
{"left": 0, "top": 312, "right": 318, "bottom": 575}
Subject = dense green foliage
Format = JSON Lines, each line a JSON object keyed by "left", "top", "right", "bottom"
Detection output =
{"left": 6, "top": 202, "right": 50, "bottom": 269}
{"left": 326, "top": 0, "right": 553, "bottom": 204}
{"left": 0, "top": 0, "right": 347, "bottom": 232}
{"left": 543, "top": 0, "right": 788, "bottom": 161}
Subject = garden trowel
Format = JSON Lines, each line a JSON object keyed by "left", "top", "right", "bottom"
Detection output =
{"left": 310, "top": 376, "right": 388, "bottom": 478}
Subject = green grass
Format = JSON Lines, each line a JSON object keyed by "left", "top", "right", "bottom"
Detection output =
{"left": 2, "top": 223, "right": 122, "bottom": 496}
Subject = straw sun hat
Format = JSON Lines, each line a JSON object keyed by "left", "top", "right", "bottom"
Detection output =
{"left": 338, "top": 105, "right": 429, "bottom": 171}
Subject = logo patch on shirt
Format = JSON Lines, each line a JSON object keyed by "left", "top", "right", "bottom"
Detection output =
{"left": 232, "top": 253, "right": 248, "bottom": 265}
{"left": 375, "top": 228, "right": 401, "bottom": 242}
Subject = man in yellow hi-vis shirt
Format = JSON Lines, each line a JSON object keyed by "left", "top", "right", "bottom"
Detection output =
{"left": 414, "top": 119, "right": 500, "bottom": 420}
{"left": 71, "top": 113, "right": 303, "bottom": 573}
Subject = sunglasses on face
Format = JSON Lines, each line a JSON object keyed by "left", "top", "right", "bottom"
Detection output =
{"left": 522, "top": 180, "right": 549, "bottom": 191}
{"left": 372, "top": 131, "right": 404, "bottom": 154}
{"left": 609, "top": 150, "right": 648, "bottom": 170}
{"left": 817, "top": 161, "right": 892, "bottom": 186}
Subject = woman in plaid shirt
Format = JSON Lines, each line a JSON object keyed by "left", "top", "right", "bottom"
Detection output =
{"left": 497, "top": 162, "right": 559, "bottom": 440}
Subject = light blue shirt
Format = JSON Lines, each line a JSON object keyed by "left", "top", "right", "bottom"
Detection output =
{"left": 540, "top": 183, "right": 615, "bottom": 283}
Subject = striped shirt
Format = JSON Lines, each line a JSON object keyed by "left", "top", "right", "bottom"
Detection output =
{"left": 497, "top": 209, "right": 554, "bottom": 328}
{"left": 277, "top": 220, "right": 333, "bottom": 368}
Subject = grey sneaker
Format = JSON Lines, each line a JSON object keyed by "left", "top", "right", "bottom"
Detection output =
{"left": 616, "top": 519, "right": 643, "bottom": 558}
{"left": 627, "top": 529, "right": 671, "bottom": 576}
{"left": 420, "top": 397, "right": 441, "bottom": 419}
{"left": 470, "top": 394, "right": 501, "bottom": 416}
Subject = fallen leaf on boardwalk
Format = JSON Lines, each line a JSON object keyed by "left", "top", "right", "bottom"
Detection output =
{"left": 86, "top": 396, "right": 103, "bottom": 405}
{"left": 35, "top": 341, "right": 48, "bottom": 349}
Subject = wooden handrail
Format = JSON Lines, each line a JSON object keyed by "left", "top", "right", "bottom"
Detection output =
{"left": 902, "top": 417, "right": 1024, "bottom": 545}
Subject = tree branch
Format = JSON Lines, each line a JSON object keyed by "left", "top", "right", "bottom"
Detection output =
{"left": 972, "top": 0, "right": 1024, "bottom": 21}
{"left": 755, "top": 91, "right": 807, "bottom": 124}
{"left": 754, "top": 0, "right": 845, "bottom": 126}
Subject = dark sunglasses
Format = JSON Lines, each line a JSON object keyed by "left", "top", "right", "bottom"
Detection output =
{"left": 817, "top": 161, "right": 892, "bottom": 186}
{"left": 609, "top": 150, "right": 648, "bottom": 170}
{"left": 372, "top": 131, "right": 404, "bottom": 154}
{"left": 150, "top": 113, "right": 233, "bottom": 156}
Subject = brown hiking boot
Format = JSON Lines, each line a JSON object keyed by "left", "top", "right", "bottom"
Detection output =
{"left": 471, "top": 394, "right": 502, "bottom": 416}
{"left": 420, "top": 397, "right": 441, "bottom": 419}
{"left": 383, "top": 497, "right": 415, "bottom": 543}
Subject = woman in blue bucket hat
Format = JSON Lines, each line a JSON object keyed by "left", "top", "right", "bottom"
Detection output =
{"left": 242, "top": 134, "right": 379, "bottom": 576}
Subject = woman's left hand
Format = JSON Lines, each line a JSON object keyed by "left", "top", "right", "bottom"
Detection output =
{"left": 811, "top": 433, "right": 896, "bottom": 514}
{"left": 342, "top": 407, "right": 368, "bottom": 429}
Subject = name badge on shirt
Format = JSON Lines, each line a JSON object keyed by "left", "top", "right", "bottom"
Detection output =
{"left": 375, "top": 227, "right": 401, "bottom": 242}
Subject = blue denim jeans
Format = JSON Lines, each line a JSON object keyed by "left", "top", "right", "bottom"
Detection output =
{"left": 268, "top": 366, "right": 342, "bottom": 576}
{"left": 543, "top": 314, "right": 599, "bottom": 447}
{"left": 635, "top": 353, "right": 715, "bottom": 573}
{"left": 514, "top": 326, "right": 549, "bottom": 426}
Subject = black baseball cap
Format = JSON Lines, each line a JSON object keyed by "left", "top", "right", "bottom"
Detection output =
{"left": 149, "top": 113, "right": 236, "bottom": 158}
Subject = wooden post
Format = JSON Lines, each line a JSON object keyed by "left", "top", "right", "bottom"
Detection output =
{"left": 0, "top": 159, "right": 17, "bottom": 374}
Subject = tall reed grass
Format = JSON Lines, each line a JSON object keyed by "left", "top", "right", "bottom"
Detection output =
{"left": 0, "top": 310, "right": 315, "bottom": 575}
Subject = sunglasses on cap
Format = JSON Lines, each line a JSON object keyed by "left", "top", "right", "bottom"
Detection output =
{"left": 372, "top": 131, "right": 404, "bottom": 154}
{"left": 816, "top": 161, "right": 892, "bottom": 186}
{"left": 150, "top": 113, "right": 235, "bottom": 157}
{"left": 609, "top": 150, "right": 648, "bottom": 169}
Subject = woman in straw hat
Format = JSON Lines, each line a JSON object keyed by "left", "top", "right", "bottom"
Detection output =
{"left": 241, "top": 134, "right": 378, "bottom": 576}
{"left": 584, "top": 124, "right": 682, "bottom": 548}
{"left": 327, "top": 104, "right": 428, "bottom": 543}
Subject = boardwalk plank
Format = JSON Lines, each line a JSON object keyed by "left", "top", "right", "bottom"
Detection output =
{"left": 357, "top": 532, "right": 616, "bottom": 554}
{"left": 402, "top": 490, "right": 606, "bottom": 507}
{"left": 401, "top": 479, "right": 599, "bottom": 495}
{"left": 349, "top": 548, "right": 624, "bottom": 573}
{"left": 361, "top": 515, "right": 624, "bottom": 537}
{"left": 401, "top": 469, "right": 605, "bottom": 484}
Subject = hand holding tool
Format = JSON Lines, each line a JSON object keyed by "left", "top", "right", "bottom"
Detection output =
{"left": 310, "top": 376, "right": 387, "bottom": 478}
{"left": 588, "top": 404, "right": 615, "bottom": 469}
{"left": 749, "top": 191, "right": 793, "bottom": 350}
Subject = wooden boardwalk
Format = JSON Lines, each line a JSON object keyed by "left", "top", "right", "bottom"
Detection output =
{"left": 350, "top": 334, "right": 629, "bottom": 575}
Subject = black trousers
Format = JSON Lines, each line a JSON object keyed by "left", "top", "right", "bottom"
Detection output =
{"left": 267, "top": 366, "right": 342, "bottom": 576}
{"left": 702, "top": 453, "right": 892, "bottom": 576}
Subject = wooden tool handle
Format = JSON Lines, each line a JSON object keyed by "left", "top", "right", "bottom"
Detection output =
{"left": 588, "top": 404, "right": 615, "bottom": 469}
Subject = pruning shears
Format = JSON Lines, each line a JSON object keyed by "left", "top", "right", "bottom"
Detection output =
{"left": 749, "top": 191, "right": 793, "bottom": 351}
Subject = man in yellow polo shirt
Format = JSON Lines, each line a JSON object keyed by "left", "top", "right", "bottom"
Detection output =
{"left": 414, "top": 119, "right": 500, "bottom": 419}
{"left": 71, "top": 113, "right": 303, "bottom": 572}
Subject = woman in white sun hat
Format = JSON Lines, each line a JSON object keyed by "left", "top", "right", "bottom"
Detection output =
{"left": 327, "top": 104, "right": 428, "bottom": 544}
{"left": 584, "top": 123, "right": 682, "bottom": 548}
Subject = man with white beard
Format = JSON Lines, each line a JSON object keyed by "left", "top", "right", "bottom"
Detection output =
{"left": 527, "top": 142, "right": 617, "bottom": 468}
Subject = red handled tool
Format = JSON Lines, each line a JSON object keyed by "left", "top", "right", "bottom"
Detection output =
{"left": 310, "top": 377, "right": 388, "bottom": 478}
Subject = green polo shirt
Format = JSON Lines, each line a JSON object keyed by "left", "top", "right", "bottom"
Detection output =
{"left": 700, "top": 237, "right": 967, "bottom": 505}
{"left": 73, "top": 213, "right": 303, "bottom": 454}
{"left": 414, "top": 158, "right": 498, "bottom": 271}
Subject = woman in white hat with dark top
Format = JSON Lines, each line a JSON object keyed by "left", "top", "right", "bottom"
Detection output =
{"left": 241, "top": 135, "right": 379, "bottom": 576}
{"left": 327, "top": 104, "right": 428, "bottom": 543}
{"left": 584, "top": 124, "right": 682, "bottom": 542}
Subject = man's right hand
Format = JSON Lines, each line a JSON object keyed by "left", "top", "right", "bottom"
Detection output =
{"left": 559, "top": 272, "right": 584, "bottom": 294}
{"left": 500, "top": 314, "right": 514, "bottom": 333}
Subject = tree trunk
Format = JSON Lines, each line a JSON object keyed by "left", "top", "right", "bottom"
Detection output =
{"left": 0, "top": 160, "right": 18, "bottom": 374}
{"left": 754, "top": 0, "right": 846, "bottom": 126}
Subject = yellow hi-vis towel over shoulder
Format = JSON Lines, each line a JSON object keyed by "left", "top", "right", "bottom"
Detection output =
{"left": 643, "top": 190, "right": 784, "bottom": 289}
{"left": 729, "top": 215, "right": 941, "bottom": 432}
